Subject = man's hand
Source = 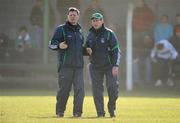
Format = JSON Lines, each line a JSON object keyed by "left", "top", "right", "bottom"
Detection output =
{"left": 152, "top": 58, "right": 157, "bottom": 63}
{"left": 112, "top": 66, "right": 119, "bottom": 77}
{"left": 86, "top": 48, "right": 92, "bottom": 55}
{"left": 59, "top": 41, "right": 68, "bottom": 49}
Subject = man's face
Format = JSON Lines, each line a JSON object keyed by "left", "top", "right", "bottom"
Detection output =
{"left": 20, "top": 30, "right": 26, "bottom": 37}
{"left": 161, "top": 16, "right": 168, "bottom": 23}
{"left": 176, "top": 16, "right": 180, "bottom": 24}
{"left": 37, "top": 0, "right": 43, "bottom": 7}
{"left": 67, "top": 11, "right": 79, "bottom": 25}
{"left": 91, "top": 19, "right": 104, "bottom": 29}
{"left": 157, "top": 43, "right": 164, "bottom": 51}
{"left": 176, "top": 32, "right": 180, "bottom": 37}
{"left": 136, "top": 0, "right": 145, "bottom": 7}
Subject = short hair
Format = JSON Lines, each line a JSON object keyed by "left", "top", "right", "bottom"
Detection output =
{"left": 19, "top": 26, "right": 28, "bottom": 32}
{"left": 162, "top": 15, "right": 169, "bottom": 19}
{"left": 176, "top": 14, "right": 180, "bottom": 17}
{"left": 156, "top": 43, "right": 164, "bottom": 50}
{"left": 68, "top": 7, "right": 80, "bottom": 15}
{"left": 36, "top": 0, "right": 43, "bottom": 2}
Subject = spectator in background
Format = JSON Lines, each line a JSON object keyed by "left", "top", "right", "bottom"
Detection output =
{"left": 169, "top": 25, "right": 180, "bottom": 80}
{"left": 82, "top": 0, "right": 107, "bottom": 33}
{"left": 132, "top": 0, "right": 154, "bottom": 84}
{"left": 0, "top": 33, "right": 11, "bottom": 62}
{"left": 15, "top": 26, "right": 32, "bottom": 52}
{"left": 151, "top": 40, "right": 178, "bottom": 87}
{"left": 154, "top": 15, "right": 173, "bottom": 42}
{"left": 30, "top": 0, "right": 55, "bottom": 49}
{"left": 0, "top": 33, "right": 9, "bottom": 49}
{"left": 170, "top": 26, "right": 180, "bottom": 57}
{"left": 174, "top": 14, "right": 180, "bottom": 35}
{"left": 133, "top": 0, "right": 154, "bottom": 33}
{"left": 133, "top": 34, "right": 154, "bottom": 85}
{"left": 56, "top": 0, "right": 80, "bottom": 24}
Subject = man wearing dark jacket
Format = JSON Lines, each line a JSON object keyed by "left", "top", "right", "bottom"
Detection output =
{"left": 30, "top": 0, "right": 55, "bottom": 49}
{"left": 86, "top": 13, "right": 121, "bottom": 118}
{"left": 49, "top": 7, "right": 84, "bottom": 118}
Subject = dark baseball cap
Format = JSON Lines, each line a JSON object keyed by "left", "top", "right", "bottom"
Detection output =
{"left": 91, "top": 13, "right": 103, "bottom": 20}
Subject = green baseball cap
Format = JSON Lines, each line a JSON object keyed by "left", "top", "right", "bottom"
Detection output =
{"left": 91, "top": 13, "right": 103, "bottom": 20}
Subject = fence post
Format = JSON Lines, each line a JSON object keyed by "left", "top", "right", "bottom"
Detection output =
{"left": 126, "top": 3, "right": 134, "bottom": 91}
{"left": 43, "top": 0, "right": 49, "bottom": 64}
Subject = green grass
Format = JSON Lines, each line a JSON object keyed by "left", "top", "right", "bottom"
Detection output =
{"left": 1, "top": 95, "right": 180, "bottom": 123}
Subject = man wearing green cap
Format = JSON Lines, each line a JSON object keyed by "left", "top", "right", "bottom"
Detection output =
{"left": 85, "top": 12, "right": 121, "bottom": 118}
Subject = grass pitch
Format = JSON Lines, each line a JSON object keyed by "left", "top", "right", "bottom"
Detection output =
{"left": 1, "top": 93, "right": 180, "bottom": 123}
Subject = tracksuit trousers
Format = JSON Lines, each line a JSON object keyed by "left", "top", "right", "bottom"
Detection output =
{"left": 56, "top": 68, "right": 84, "bottom": 116}
{"left": 89, "top": 64, "right": 119, "bottom": 116}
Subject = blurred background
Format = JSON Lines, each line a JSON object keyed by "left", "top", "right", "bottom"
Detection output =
{"left": 0, "top": 0, "right": 180, "bottom": 94}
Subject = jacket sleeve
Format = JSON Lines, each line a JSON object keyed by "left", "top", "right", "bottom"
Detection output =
{"left": 168, "top": 42, "right": 178, "bottom": 60}
{"left": 82, "top": 33, "right": 90, "bottom": 56}
{"left": 150, "top": 45, "right": 156, "bottom": 59}
{"left": 154, "top": 25, "right": 160, "bottom": 42}
{"left": 48, "top": 26, "right": 64, "bottom": 50}
{"left": 30, "top": 7, "right": 37, "bottom": 26}
{"left": 109, "top": 31, "right": 121, "bottom": 67}
{"left": 85, "top": 32, "right": 91, "bottom": 48}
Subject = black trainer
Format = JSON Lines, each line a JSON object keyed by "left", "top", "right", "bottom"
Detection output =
{"left": 97, "top": 114, "right": 105, "bottom": 118}
{"left": 73, "top": 113, "right": 81, "bottom": 118}
{"left": 57, "top": 113, "right": 64, "bottom": 118}
{"left": 109, "top": 111, "right": 116, "bottom": 118}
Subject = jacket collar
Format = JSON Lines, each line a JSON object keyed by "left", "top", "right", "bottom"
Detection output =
{"left": 89, "top": 24, "right": 106, "bottom": 35}
{"left": 65, "top": 21, "right": 81, "bottom": 31}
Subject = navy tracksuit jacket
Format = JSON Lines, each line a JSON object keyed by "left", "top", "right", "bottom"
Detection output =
{"left": 49, "top": 21, "right": 84, "bottom": 115}
{"left": 86, "top": 25, "right": 121, "bottom": 116}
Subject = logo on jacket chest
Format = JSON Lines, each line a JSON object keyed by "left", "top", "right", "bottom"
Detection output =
{"left": 67, "top": 35, "right": 72, "bottom": 38}
{"left": 67, "top": 33, "right": 83, "bottom": 40}
{"left": 101, "top": 38, "right": 105, "bottom": 43}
